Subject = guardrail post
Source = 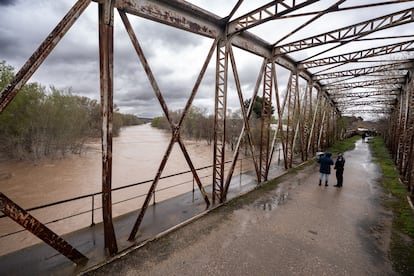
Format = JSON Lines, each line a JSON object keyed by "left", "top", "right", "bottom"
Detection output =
{"left": 91, "top": 195, "right": 95, "bottom": 226}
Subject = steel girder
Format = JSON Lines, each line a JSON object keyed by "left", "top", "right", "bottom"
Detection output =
{"left": 314, "top": 61, "right": 414, "bottom": 81}
{"left": 1, "top": 0, "right": 414, "bottom": 262}
{"left": 323, "top": 77, "right": 407, "bottom": 92}
{"left": 222, "top": 49, "right": 262, "bottom": 200}
{"left": 329, "top": 90, "right": 400, "bottom": 98}
{"left": 121, "top": 9, "right": 214, "bottom": 236}
{"left": 259, "top": 60, "right": 273, "bottom": 181}
{"left": 0, "top": 193, "right": 88, "bottom": 265}
{"left": 396, "top": 73, "right": 413, "bottom": 179}
{"left": 387, "top": 69, "right": 414, "bottom": 194}
{"left": 212, "top": 41, "right": 229, "bottom": 204}
{"left": 227, "top": 0, "right": 320, "bottom": 35}
{"left": 276, "top": 8, "right": 414, "bottom": 55}
{"left": 300, "top": 40, "right": 414, "bottom": 69}
{"left": 98, "top": 0, "right": 118, "bottom": 255}
{"left": 0, "top": 0, "right": 92, "bottom": 113}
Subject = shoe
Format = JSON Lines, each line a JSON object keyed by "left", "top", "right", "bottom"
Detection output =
{"left": 325, "top": 181, "right": 328, "bottom": 187}
{"left": 319, "top": 180, "right": 321, "bottom": 186}
{"left": 334, "top": 185, "right": 339, "bottom": 187}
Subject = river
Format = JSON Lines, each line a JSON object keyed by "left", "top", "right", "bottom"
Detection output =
{"left": 0, "top": 124, "right": 255, "bottom": 255}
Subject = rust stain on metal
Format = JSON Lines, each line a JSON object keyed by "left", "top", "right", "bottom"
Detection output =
{"left": 99, "top": 1, "right": 118, "bottom": 256}
{"left": 0, "top": 193, "right": 88, "bottom": 265}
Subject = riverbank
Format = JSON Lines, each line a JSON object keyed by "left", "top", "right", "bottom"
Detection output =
{"left": 0, "top": 124, "right": 256, "bottom": 255}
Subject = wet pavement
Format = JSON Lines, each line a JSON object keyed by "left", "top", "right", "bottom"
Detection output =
{"left": 0, "top": 156, "right": 284, "bottom": 275}
{"left": 85, "top": 139, "right": 396, "bottom": 275}
{"left": 1, "top": 140, "right": 396, "bottom": 275}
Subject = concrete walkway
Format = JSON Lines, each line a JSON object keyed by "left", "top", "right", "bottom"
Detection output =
{"left": 85, "top": 139, "right": 396, "bottom": 275}
{"left": 0, "top": 153, "right": 283, "bottom": 275}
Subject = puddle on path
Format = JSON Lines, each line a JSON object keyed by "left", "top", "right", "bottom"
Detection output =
{"left": 253, "top": 192, "right": 289, "bottom": 211}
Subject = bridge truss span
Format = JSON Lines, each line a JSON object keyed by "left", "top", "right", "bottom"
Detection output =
{"left": 0, "top": 0, "right": 414, "bottom": 263}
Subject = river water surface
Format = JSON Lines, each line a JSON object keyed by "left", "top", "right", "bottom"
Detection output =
{"left": 0, "top": 124, "right": 255, "bottom": 254}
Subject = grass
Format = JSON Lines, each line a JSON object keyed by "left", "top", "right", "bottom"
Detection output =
{"left": 369, "top": 136, "right": 414, "bottom": 275}
{"left": 327, "top": 135, "right": 360, "bottom": 154}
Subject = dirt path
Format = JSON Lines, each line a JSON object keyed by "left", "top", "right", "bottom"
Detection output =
{"left": 86, "top": 140, "right": 396, "bottom": 275}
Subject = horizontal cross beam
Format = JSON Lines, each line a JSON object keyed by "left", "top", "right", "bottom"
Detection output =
{"left": 276, "top": 8, "right": 414, "bottom": 55}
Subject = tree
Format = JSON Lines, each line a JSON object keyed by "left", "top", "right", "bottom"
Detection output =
{"left": 0, "top": 60, "right": 142, "bottom": 160}
{"left": 243, "top": 96, "right": 275, "bottom": 119}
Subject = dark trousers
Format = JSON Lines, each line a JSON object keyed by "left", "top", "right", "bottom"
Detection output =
{"left": 336, "top": 169, "right": 344, "bottom": 186}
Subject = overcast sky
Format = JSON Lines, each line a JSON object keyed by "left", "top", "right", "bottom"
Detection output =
{"left": 1, "top": 0, "right": 413, "bottom": 118}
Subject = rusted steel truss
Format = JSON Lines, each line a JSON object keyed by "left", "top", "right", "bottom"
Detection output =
{"left": 342, "top": 109, "right": 392, "bottom": 114}
{"left": 324, "top": 77, "right": 407, "bottom": 92}
{"left": 212, "top": 41, "right": 229, "bottom": 203}
{"left": 1, "top": 0, "right": 414, "bottom": 262}
{"left": 314, "top": 61, "right": 414, "bottom": 81}
{"left": 386, "top": 69, "right": 414, "bottom": 194}
{"left": 99, "top": 0, "right": 118, "bottom": 256}
{"left": 276, "top": 8, "right": 414, "bottom": 55}
{"left": 329, "top": 90, "right": 400, "bottom": 99}
{"left": 300, "top": 40, "right": 414, "bottom": 69}
{"left": 122, "top": 10, "right": 214, "bottom": 238}
{"left": 259, "top": 60, "right": 273, "bottom": 181}
{"left": 0, "top": 193, "right": 88, "bottom": 265}
{"left": 0, "top": 0, "right": 92, "bottom": 113}
{"left": 222, "top": 49, "right": 262, "bottom": 200}
{"left": 335, "top": 100, "right": 396, "bottom": 106}
{"left": 228, "top": 0, "right": 319, "bottom": 35}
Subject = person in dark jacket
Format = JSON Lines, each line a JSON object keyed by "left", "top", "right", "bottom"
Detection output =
{"left": 317, "top": 152, "right": 334, "bottom": 187}
{"left": 334, "top": 152, "right": 345, "bottom": 187}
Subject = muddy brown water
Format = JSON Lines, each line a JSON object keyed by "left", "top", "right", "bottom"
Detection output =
{"left": 0, "top": 124, "right": 256, "bottom": 255}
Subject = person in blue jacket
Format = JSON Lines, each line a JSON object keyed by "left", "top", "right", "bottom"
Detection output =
{"left": 317, "top": 152, "right": 334, "bottom": 187}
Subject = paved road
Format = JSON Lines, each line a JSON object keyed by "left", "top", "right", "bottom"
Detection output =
{"left": 86, "top": 140, "right": 396, "bottom": 275}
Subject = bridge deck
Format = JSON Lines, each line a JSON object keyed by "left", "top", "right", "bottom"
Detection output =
{"left": 0, "top": 157, "right": 285, "bottom": 275}
{"left": 1, "top": 139, "right": 394, "bottom": 275}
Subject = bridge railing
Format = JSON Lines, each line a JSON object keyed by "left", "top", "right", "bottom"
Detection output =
{"left": 0, "top": 156, "right": 261, "bottom": 255}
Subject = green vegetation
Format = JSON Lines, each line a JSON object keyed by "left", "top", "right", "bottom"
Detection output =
{"left": 370, "top": 136, "right": 414, "bottom": 274}
{"left": 327, "top": 135, "right": 360, "bottom": 154}
{"left": 243, "top": 96, "right": 274, "bottom": 119}
{"left": 0, "top": 61, "right": 143, "bottom": 160}
{"left": 151, "top": 107, "right": 216, "bottom": 144}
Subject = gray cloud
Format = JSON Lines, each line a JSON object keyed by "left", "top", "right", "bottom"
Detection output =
{"left": 2, "top": 1, "right": 413, "bottom": 120}
{"left": 0, "top": 0, "right": 17, "bottom": 6}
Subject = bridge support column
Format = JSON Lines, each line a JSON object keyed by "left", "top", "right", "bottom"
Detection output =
{"left": 98, "top": 0, "right": 118, "bottom": 255}
{"left": 213, "top": 40, "right": 228, "bottom": 203}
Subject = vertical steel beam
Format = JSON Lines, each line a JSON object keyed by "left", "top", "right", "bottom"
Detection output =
{"left": 213, "top": 40, "right": 228, "bottom": 203}
{"left": 399, "top": 82, "right": 410, "bottom": 174}
{"left": 315, "top": 95, "right": 328, "bottom": 151}
{"left": 300, "top": 81, "right": 313, "bottom": 160}
{"left": 0, "top": 193, "right": 88, "bottom": 265}
{"left": 284, "top": 71, "right": 299, "bottom": 168}
{"left": 268, "top": 62, "right": 282, "bottom": 169}
{"left": 259, "top": 60, "right": 273, "bottom": 180}
{"left": 98, "top": 0, "right": 118, "bottom": 255}
{"left": 296, "top": 81, "right": 310, "bottom": 162}
{"left": 408, "top": 72, "right": 414, "bottom": 194}
{"left": 274, "top": 72, "right": 290, "bottom": 169}
{"left": 401, "top": 70, "right": 414, "bottom": 190}
{"left": 290, "top": 72, "right": 304, "bottom": 166}
{"left": 0, "top": 0, "right": 91, "bottom": 112}
{"left": 307, "top": 88, "right": 320, "bottom": 155}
